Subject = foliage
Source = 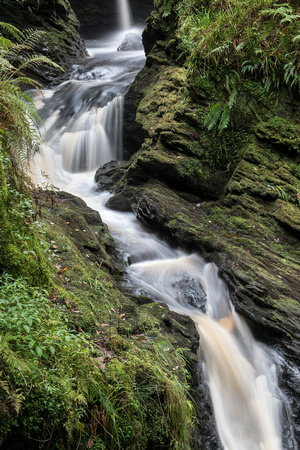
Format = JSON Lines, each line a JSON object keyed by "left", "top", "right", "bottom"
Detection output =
{"left": 175, "top": 0, "right": 300, "bottom": 91}
{"left": 0, "top": 154, "right": 50, "bottom": 284}
{"left": 0, "top": 21, "right": 62, "bottom": 282}
{"left": 204, "top": 71, "right": 240, "bottom": 133}
{"left": 0, "top": 273, "right": 195, "bottom": 449}
{"left": 0, "top": 22, "right": 61, "bottom": 167}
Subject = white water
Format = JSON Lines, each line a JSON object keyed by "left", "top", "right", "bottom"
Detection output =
{"left": 30, "top": 21, "right": 288, "bottom": 450}
{"left": 117, "top": 0, "right": 132, "bottom": 30}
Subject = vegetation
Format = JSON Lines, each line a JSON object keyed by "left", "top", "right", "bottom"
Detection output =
{"left": 0, "top": 22, "right": 196, "bottom": 449}
{"left": 177, "top": 0, "right": 299, "bottom": 130}
{"left": 0, "top": 22, "right": 61, "bottom": 165}
{"left": 175, "top": 0, "right": 299, "bottom": 88}
{"left": 151, "top": 0, "right": 299, "bottom": 135}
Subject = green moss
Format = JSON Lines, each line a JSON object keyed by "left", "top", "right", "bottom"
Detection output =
{"left": 256, "top": 116, "right": 300, "bottom": 152}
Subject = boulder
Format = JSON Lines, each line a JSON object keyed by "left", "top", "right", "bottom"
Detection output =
{"left": 117, "top": 32, "right": 144, "bottom": 51}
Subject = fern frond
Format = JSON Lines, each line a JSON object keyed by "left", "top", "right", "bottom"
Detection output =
{"left": 228, "top": 86, "right": 238, "bottom": 109}
{"left": 204, "top": 102, "right": 223, "bottom": 130}
{"left": 0, "top": 36, "right": 13, "bottom": 51}
{"left": 0, "top": 373, "right": 24, "bottom": 415}
{"left": 236, "top": 42, "right": 245, "bottom": 52}
{"left": 260, "top": 4, "right": 299, "bottom": 23}
{"left": 218, "top": 104, "right": 230, "bottom": 133}
{"left": 0, "top": 22, "right": 23, "bottom": 42}
{"left": 0, "top": 333, "right": 30, "bottom": 372}
{"left": 209, "top": 43, "right": 230, "bottom": 55}
{"left": 0, "top": 23, "right": 63, "bottom": 167}
{"left": 242, "top": 60, "right": 257, "bottom": 75}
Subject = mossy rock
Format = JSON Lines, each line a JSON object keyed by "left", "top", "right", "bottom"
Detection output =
{"left": 0, "top": 0, "right": 87, "bottom": 84}
{"left": 256, "top": 116, "right": 300, "bottom": 152}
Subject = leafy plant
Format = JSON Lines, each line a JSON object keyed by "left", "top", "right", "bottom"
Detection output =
{"left": 0, "top": 22, "right": 62, "bottom": 167}
{"left": 267, "top": 184, "right": 289, "bottom": 201}
{"left": 175, "top": 0, "right": 300, "bottom": 91}
{"left": 260, "top": 2, "right": 299, "bottom": 23}
{"left": 204, "top": 71, "right": 240, "bottom": 133}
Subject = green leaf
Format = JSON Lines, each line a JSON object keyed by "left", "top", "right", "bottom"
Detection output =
{"left": 27, "top": 318, "right": 33, "bottom": 327}
{"left": 23, "top": 325, "right": 30, "bottom": 333}
{"left": 218, "top": 104, "right": 230, "bottom": 133}
{"left": 35, "top": 346, "right": 43, "bottom": 357}
{"left": 49, "top": 345, "right": 55, "bottom": 355}
{"left": 204, "top": 102, "right": 223, "bottom": 130}
{"left": 28, "top": 340, "right": 35, "bottom": 348}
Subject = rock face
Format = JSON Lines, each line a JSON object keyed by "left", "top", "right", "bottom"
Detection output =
{"left": 0, "top": 0, "right": 87, "bottom": 84}
{"left": 95, "top": 0, "right": 300, "bottom": 445}
{"left": 0, "top": 0, "right": 154, "bottom": 83}
{"left": 69, "top": 0, "right": 154, "bottom": 36}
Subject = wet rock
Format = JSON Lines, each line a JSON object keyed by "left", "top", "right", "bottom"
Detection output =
{"left": 177, "top": 277, "right": 207, "bottom": 312}
{"left": 117, "top": 32, "right": 144, "bottom": 51}
{"left": 0, "top": 0, "right": 87, "bottom": 85}
{"left": 94, "top": 160, "right": 130, "bottom": 190}
{"left": 105, "top": 194, "right": 132, "bottom": 212}
{"left": 55, "top": 191, "right": 116, "bottom": 267}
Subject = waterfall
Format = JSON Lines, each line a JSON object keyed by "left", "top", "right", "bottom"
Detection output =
{"left": 30, "top": 23, "right": 295, "bottom": 450}
{"left": 128, "top": 256, "right": 284, "bottom": 449}
{"left": 61, "top": 97, "right": 124, "bottom": 172}
{"left": 117, "top": 0, "right": 132, "bottom": 30}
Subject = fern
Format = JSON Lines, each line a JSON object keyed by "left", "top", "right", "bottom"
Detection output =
{"left": 0, "top": 333, "right": 30, "bottom": 373}
{"left": 0, "top": 334, "right": 30, "bottom": 416}
{"left": 284, "top": 55, "right": 300, "bottom": 88}
{"left": 204, "top": 102, "right": 223, "bottom": 130}
{"left": 0, "top": 374, "right": 24, "bottom": 415}
{"left": 176, "top": 0, "right": 299, "bottom": 94}
{"left": 204, "top": 70, "right": 240, "bottom": 133}
{"left": 0, "top": 23, "right": 62, "bottom": 167}
{"left": 260, "top": 3, "right": 300, "bottom": 24}
{"left": 218, "top": 104, "right": 230, "bottom": 133}
{"left": 0, "top": 22, "right": 23, "bottom": 42}
{"left": 226, "top": 72, "right": 239, "bottom": 108}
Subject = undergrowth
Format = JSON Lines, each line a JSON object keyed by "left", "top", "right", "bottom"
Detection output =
{"left": 0, "top": 273, "right": 195, "bottom": 449}
{"left": 151, "top": 0, "right": 299, "bottom": 137}
{"left": 175, "top": 0, "right": 299, "bottom": 90}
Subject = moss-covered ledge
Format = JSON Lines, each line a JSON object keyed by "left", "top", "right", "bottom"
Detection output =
{"left": 108, "top": 136, "right": 300, "bottom": 361}
{"left": 0, "top": 0, "right": 87, "bottom": 84}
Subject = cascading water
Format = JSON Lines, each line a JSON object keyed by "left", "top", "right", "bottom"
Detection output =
{"left": 127, "top": 255, "right": 285, "bottom": 450}
{"left": 117, "top": 0, "right": 132, "bottom": 30}
{"left": 30, "top": 11, "right": 295, "bottom": 450}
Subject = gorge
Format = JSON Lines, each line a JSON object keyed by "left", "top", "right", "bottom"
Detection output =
{"left": 0, "top": 0, "right": 299, "bottom": 449}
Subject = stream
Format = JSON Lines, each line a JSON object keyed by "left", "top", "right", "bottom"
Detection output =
{"left": 30, "top": 6, "right": 292, "bottom": 449}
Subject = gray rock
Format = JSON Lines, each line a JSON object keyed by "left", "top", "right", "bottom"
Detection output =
{"left": 117, "top": 32, "right": 144, "bottom": 51}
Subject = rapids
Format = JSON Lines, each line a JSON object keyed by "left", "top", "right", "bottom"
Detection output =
{"left": 30, "top": 11, "right": 293, "bottom": 450}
